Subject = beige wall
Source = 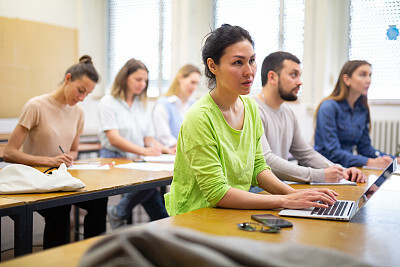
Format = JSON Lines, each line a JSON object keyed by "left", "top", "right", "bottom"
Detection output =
{"left": 0, "top": 0, "right": 398, "bottom": 141}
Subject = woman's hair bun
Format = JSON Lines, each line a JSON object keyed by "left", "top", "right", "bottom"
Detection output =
{"left": 79, "top": 55, "right": 93, "bottom": 64}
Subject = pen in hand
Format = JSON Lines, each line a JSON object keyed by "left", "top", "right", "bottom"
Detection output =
{"left": 324, "top": 161, "right": 344, "bottom": 183}
{"left": 58, "top": 145, "right": 73, "bottom": 166}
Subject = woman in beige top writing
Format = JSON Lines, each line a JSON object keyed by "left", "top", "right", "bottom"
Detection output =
{"left": 4, "top": 55, "right": 108, "bottom": 249}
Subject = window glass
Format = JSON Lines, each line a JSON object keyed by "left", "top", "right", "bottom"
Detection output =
{"left": 109, "top": 0, "right": 172, "bottom": 96}
{"left": 349, "top": 0, "right": 400, "bottom": 100}
{"left": 215, "top": 0, "right": 304, "bottom": 94}
{"left": 283, "top": 0, "right": 305, "bottom": 62}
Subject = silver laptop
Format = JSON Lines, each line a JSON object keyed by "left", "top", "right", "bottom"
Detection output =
{"left": 279, "top": 159, "right": 397, "bottom": 221}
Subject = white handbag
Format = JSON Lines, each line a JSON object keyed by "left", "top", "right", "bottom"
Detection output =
{"left": 0, "top": 163, "right": 85, "bottom": 194}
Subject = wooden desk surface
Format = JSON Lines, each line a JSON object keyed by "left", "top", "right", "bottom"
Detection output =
{"left": 0, "top": 236, "right": 100, "bottom": 267}
{"left": 153, "top": 170, "right": 400, "bottom": 266}
{"left": 2, "top": 169, "right": 399, "bottom": 266}
{"left": 0, "top": 133, "right": 11, "bottom": 142}
{"left": 0, "top": 197, "right": 24, "bottom": 209}
{"left": 0, "top": 158, "right": 173, "bottom": 257}
{"left": 1, "top": 158, "right": 173, "bottom": 203}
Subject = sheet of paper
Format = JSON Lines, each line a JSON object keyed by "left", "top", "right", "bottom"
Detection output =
{"left": 310, "top": 179, "right": 357, "bottom": 186}
{"left": 362, "top": 166, "right": 385, "bottom": 170}
{"left": 115, "top": 162, "right": 174, "bottom": 172}
{"left": 74, "top": 161, "right": 101, "bottom": 164}
{"left": 284, "top": 181, "right": 301, "bottom": 185}
{"left": 143, "top": 154, "right": 176, "bottom": 163}
{"left": 68, "top": 164, "right": 110, "bottom": 170}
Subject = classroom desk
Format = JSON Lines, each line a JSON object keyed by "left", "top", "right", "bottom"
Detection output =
{"left": 0, "top": 198, "right": 26, "bottom": 259}
{"left": 0, "top": 134, "right": 10, "bottom": 142}
{"left": 77, "top": 135, "right": 102, "bottom": 158}
{"left": 0, "top": 140, "right": 101, "bottom": 161}
{"left": 77, "top": 142, "right": 101, "bottom": 153}
{"left": 2, "top": 168, "right": 398, "bottom": 266}
{"left": 153, "top": 169, "right": 400, "bottom": 266}
{"left": 0, "top": 236, "right": 101, "bottom": 267}
{"left": 0, "top": 144, "right": 6, "bottom": 161}
{"left": 0, "top": 158, "right": 173, "bottom": 255}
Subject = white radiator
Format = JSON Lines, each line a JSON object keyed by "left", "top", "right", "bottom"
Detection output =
{"left": 371, "top": 120, "right": 400, "bottom": 156}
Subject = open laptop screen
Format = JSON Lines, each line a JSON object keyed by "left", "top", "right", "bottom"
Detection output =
{"left": 354, "top": 160, "right": 397, "bottom": 214}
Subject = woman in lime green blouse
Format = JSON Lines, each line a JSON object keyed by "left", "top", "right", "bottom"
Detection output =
{"left": 165, "top": 24, "right": 338, "bottom": 216}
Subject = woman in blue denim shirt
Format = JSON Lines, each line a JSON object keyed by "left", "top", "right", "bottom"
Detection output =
{"left": 314, "top": 60, "right": 398, "bottom": 168}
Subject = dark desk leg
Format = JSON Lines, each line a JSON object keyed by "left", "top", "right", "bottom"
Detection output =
{"left": 10, "top": 206, "right": 27, "bottom": 257}
{"left": 24, "top": 206, "right": 33, "bottom": 254}
{"left": 66, "top": 213, "right": 71, "bottom": 243}
{"left": 160, "top": 186, "right": 167, "bottom": 204}
{"left": 74, "top": 206, "right": 80, "bottom": 241}
{"left": 126, "top": 212, "right": 133, "bottom": 225}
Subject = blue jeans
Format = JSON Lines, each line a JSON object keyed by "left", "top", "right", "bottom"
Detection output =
{"left": 249, "top": 185, "right": 264, "bottom": 193}
{"left": 100, "top": 148, "right": 124, "bottom": 158}
{"left": 101, "top": 148, "right": 169, "bottom": 221}
{"left": 116, "top": 189, "right": 168, "bottom": 220}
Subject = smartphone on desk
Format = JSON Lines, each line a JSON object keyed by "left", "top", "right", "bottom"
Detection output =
{"left": 251, "top": 214, "right": 293, "bottom": 228}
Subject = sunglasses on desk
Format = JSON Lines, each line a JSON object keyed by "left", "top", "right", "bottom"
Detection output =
{"left": 237, "top": 222, "right": 281, "bottom": 233}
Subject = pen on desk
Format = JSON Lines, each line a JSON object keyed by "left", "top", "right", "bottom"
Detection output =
{"left": 59, "top": 145, "right": 65, "bottom": 153}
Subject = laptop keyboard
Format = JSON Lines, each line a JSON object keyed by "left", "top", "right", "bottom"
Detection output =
{"left": 311, "top": 201, "right": 348, "bottom": 217}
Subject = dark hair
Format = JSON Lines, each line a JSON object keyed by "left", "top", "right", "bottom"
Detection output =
{"left": 201, "top": 24, "right": 254, "bottom": 89}
{"left": 261, "top": 51, "right": 300, "bottom": 86}
{"left": 111, "top": 58, "right": 149, "bottom": 104}
{"left": 64, "top": 55, "right": 100, "bottom": 83}
{"left": 314, "top": 60, "right": 372, "bottom": 129}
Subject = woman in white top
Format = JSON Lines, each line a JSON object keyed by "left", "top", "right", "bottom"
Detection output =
{"left": 99, "top": 58, "right": 174, "bottom": 229}
{"left": 152, "top": 64, "right": 201, "bottom": 148}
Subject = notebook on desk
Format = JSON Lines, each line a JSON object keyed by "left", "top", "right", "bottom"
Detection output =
{"left": 279, "top": 159, "right": 397, "bottom": 221}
